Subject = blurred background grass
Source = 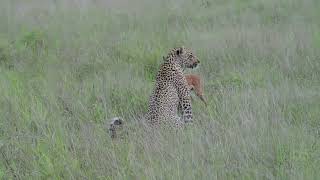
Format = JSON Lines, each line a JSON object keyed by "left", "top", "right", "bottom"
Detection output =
{"left": 0, "top": 0, "right": 319, "bottom": 179}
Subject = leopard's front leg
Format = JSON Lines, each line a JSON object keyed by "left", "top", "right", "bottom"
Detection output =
{"left": 174, "top": 70, "right": 193, "bottom": 123}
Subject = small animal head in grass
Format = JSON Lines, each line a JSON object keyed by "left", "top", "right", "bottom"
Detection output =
{"left": 109, "top": 117, "right": 124, "bottom": 139}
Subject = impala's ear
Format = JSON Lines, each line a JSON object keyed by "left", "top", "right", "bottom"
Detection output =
{"left": 176, "top": 46, "right": 185, "bottom": 55}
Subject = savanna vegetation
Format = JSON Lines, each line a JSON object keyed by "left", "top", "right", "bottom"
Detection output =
{"left": 0, "top": 0, "right": 319, "bottom": 179}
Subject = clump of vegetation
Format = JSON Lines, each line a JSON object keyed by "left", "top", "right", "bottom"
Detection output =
{"left": 0, "top": 36, "right": 13, "bottom": 69}
{"left": 20, "top": 30, "right": 47, "bottom": 54}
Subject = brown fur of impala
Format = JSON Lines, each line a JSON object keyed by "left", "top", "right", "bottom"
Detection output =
{"left": 185, "top": 74, "right": 207, "bottom": 106}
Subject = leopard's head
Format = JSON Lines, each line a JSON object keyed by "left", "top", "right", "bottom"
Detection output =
{"left": 166, "top": 46, "right": 200, "bottom": 69}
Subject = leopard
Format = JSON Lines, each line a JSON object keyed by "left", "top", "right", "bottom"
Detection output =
{"left": 145, "top": 46, "right": 200, "bottom": 128}
{"left": 161, "top": 55, "right": 207, "bottom": 106}
{"left": 109, "top": 46, "right": 200, "bottom": 138}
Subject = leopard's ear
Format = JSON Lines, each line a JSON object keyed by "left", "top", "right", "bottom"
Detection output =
{"left": 176, "top": 46, "right": 185, "bottom": 55}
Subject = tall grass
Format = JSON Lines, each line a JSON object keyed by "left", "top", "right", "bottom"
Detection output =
{"left": 0, "top": 0, "right": 319, "bottom": 179}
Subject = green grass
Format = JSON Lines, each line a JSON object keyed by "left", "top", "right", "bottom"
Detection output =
{"left": 1, "top": 0, "right": 320, "bottom": 179}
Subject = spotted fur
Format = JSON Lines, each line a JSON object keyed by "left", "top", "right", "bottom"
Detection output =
{"left": 145, "top": 46, "right": 200, "bottom": 128}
